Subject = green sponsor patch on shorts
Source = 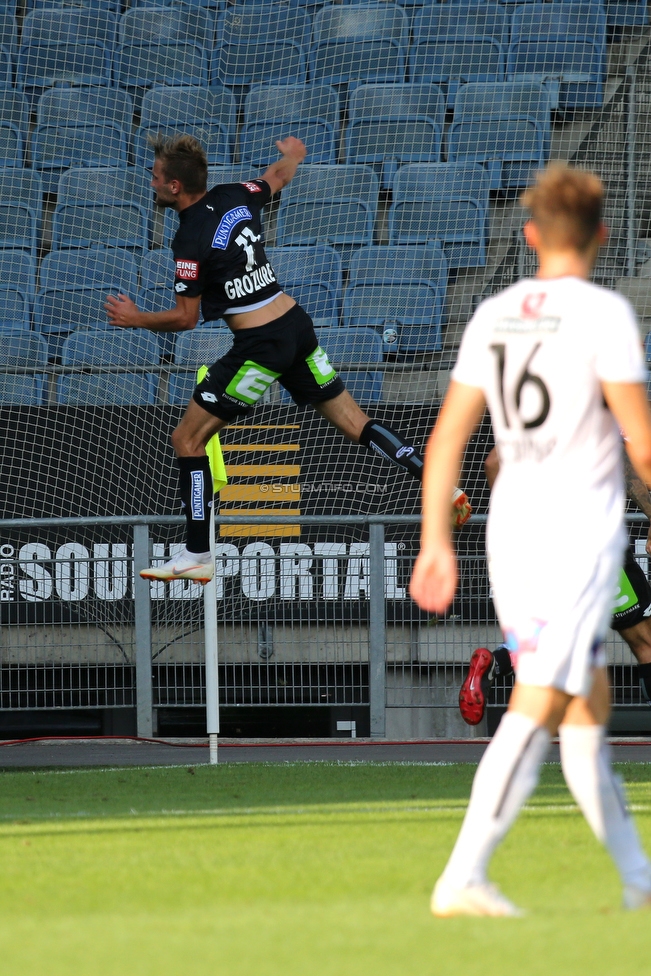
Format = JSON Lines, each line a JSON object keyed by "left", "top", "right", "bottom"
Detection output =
{"left": 225, "top": 360, "right": 280, "bottom": 405}
{"left": 612, "top": 568, "right": 639, "bottom": 615}
{"left": 306, "top": 346, "right": 337, "bottom": 386}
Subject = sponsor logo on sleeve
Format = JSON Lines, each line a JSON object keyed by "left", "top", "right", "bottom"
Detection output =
{"left": 175, "top": 260, "right": 199, "bottom": 280}
{"left": 175, "top": 282, "right": 188, "bottom": 293}
{"left": 241, "top": 181, "right": 262, "bottom": 193}
{"left": 211, "top": 207, "right": 253, "bottom": 250}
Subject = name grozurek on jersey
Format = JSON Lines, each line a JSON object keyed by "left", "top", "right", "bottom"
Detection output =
{"left": 171, "top": 179, "right": 281, "bottom": 321}
{"left": 451, "top": 278, "right": 647, "bottom": 548}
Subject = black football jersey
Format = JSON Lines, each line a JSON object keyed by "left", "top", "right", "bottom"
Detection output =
{"left": 171, "top": 178, "right": 282, "bottom": 322}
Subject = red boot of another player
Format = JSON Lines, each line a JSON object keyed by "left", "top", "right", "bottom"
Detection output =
{"left": 459, "top": 648, "right": 495, "bottom": 726}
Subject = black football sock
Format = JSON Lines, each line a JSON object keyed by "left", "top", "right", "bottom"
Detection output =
{"left": 358, "top": 420, "right": 424, "bottom": 481}
{"left": 493, "top": 645, "right": 515, "bottom": 679}
{"left": 638, "top": 663, "right": 651, "bottom": 702}
{"left": 177, "top": 455, "right": 213, "bottom": 555}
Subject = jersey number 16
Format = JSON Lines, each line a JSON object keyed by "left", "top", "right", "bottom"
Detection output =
{"left": 490, "top": 342, "right": 551, "bottom": 430}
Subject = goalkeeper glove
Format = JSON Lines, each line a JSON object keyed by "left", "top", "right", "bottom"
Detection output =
{"left": 451, "top": 488, "right": 472, "bottom": 529}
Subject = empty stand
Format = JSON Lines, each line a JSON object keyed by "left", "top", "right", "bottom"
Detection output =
{"left": 412, "top": 5, "right": 509, "bottom": 47}
{"left": 17, "top": 42, "right": 112, "bottom": 106}
{"left": 448, "top": 81, "right": 550, "bottom": 190}
{"left": 30, "top": 123, "right": 128, "bottom": 193}
{"left": 39, "top": 247, "right": 139, "bottom": 294}
{"left": 409, "top": 38, "right": 506, "bottom": 107}
{"left": 57, "top": 330, "right": 159, "bottom": 405}
{"left": 389, "top": 163, "right": 490, "bottom": 269}
{"left": 0, "top": 168, "right": 42, "bottom": 254}
{"left": 345, "top": 83, "right": 445, "bottom": 187}
{"left": 170, "top": 327, "right": 232, "bottom": 404}
{"left": 241, "top": 84, "right": 338, "bottom": 167}
{"left": 36, "top": 87, "right": 133, "bottom": 130}
{"left": 114, "top": 41, "right": 210, "bottom": 97}
{"left": 216, "top": 6, "right": 310, "bottom": 90}
{"left": 0, "top": 250, "right": 36, "bottom": 301}
{"left": 343, "top": 244, "right": 446, "bottom": 353}
{"left": 0, "top": 332, "right": 48, "bottom": 406}
{"left": 21, "top": 8, "right": 118, "bottom": 47}
{"left": 119, "top": 6, "right": 215, "bottom": 48}
{"left": 267, "top": 244, "right": 342, "bottom": 322}
{"left": 52, "top": 203, "right": 150, "bottom": 252}
{"left": 310, "top": 4, "right": 408, "bottom": 86}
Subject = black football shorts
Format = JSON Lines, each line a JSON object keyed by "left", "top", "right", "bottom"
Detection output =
{"left": 610, "top": 545, "right": 651, "bottom": 632}
{"left": 192, "top": 303, "right": 345, "bottom": 421}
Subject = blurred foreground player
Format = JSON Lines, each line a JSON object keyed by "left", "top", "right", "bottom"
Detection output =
{"left": 460, "top": 447, "right": 651, "bottom": 724}
{"left": 105, "top": 134, "right": 471, "bottom": 583}
{"left": 410, "top": 162, "right": 651, "bottom": 916}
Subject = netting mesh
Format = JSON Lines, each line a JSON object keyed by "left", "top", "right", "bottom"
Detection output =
{"left": 0, "top": 1, "right": 650, "bottom": 721}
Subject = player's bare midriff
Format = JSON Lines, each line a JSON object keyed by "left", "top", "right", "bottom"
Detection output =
{"left": 224, "top": 292, "right": 297, "bottom": 331}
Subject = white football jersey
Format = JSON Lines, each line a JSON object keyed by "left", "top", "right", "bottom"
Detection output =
{"left": 452, "top": 276, "right": 647, "bottom": 555}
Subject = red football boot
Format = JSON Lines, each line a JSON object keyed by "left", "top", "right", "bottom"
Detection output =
{"left": 459, "top": 647, "right": 495, "bottom": 725}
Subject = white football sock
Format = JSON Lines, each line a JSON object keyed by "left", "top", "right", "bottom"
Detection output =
{"left": 442, "top": 711, "right": 550, "bottom": 888}
{"left": 559, "top": 724, "right": 651, "bottom": 889}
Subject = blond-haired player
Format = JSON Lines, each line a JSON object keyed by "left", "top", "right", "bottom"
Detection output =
{"left": 411, "top": 162, "right": 651, "bottom": 916}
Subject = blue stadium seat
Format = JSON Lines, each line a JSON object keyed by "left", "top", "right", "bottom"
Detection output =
{"left": 17, "top": 43, "right": 112, "bottom": 106}
{"left": 57, "top": 165, "right": 151, "bottom": 208}
{"left": 39, "top": 247, "right": 139, "bottom": 294}
{"left": 0, "top": 168, "right": 42, "bottom": 253}
{"left": 0, "top": 124, "right": 22, "bottom": 167}
{"left": 218, "top": 5, "right": 311, "bottom": 48}
{"left": 27, "top": 0, "right": 120, "bottom": 12}
{"left": 310, "top": 4, "right": 408, "bottom": 86}
{"left": 276, "top": 165, "right": 379, "bottom": 266}
{"left": 510, "top": 3, "right": 606, "bottom": 48}
{"left": 140, "top": 247, "right": 175, "bottom": 289}
{"left": 412, "top": 5, "right": 509, "bottom": 46}
{"left": 267, "top": 245, "right": 342, "bottom": 322}
{"left": 114, "top": 42, "right": 210, "bottom": 91}
{"left": 315, "top": 326, "right": 383, "bottom": 403}
{"left": 388, "top": 163, "right": 490, "bottom": 269}
{"left": 448, "top": 82, "right": 550, "bottom": 190}
{"left": 141, "top": 85, "right": 235, "bottom": 134}
{"left": 0, "top": 47, "right": 13, "bottom": 88}
{"left": 409, "top": 38, "right": 506, "bottom": 107}
{"left": 0, "top": 11, "right": 17, "bottom": 56}
{"left": 51, "top": 203, "right": 150, "bottom": 252}
{"left": 34, "top": 288, "right": 115, "bottom": 332}
{"left": 0, "top": 90, "right": 29, "bottom": 136}
{"left": 240, "top": 84, "right": 338, "bottom": 167}
{"left": 0, "top": 286, "right": 30, "bottom": 329}
{"left": 119, "top": 6, "right": 215, "bottom": 48}
{"left": 0, "top": 332, "right": 48, "bottom": 406}
{"left": 57, "top": 330, "right": 158, "bottom": 405}
{"left": 345, "top": 83, "right": 444, "bottom": 188}
{"left": 36, "top": 87, "right": 133, "bottom": 129}
{"left": 169, "top": 327, "right": 232, "bottom": 404}
{"left": 215, "top": 40, "right": 307, "bottom": 89}
{"left": 0, "top": 250, "right": 36, "bottom": 301}
{"left": 30, "top": 123, "right": 128, "bottom": 193}
{"left": 604, "top": 0, "right": 648, "bottom": 26}
{"left": 343, "top": 244, "right": 446, "bottom": 353}
{"left": 21, "top": 8, "right": 118, "bottom": 46}
{"left": 134, "top": 123, "right": 230, "bottom": 169}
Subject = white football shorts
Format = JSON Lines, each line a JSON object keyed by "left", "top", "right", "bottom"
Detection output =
{"left": 489, "top": 536, "right": 624, "bottom": 698}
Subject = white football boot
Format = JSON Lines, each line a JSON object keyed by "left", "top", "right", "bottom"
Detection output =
{"left": 431, "top": 877, "right": 524, "bottom": 918}
{"left": 139, "top": 548, "right": 214, "bottom": 584}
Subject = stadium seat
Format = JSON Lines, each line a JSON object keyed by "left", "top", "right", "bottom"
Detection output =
{"left": 604, "top": 0, "right": 648, "bottom": 27}
{"left": 310, "top": 4, "right": 408, "bottom": 86}
{"left": 0, "top": 11, "right": 17, "bottom": 57}
{"left": 0, "top": 286, "right": 30, "bottom": 329}
{"left": 412, "top": 5, "right": 509, "bottom": 47}
{"left": 17, "top": 43, "right": 112, "bottom": 107}
{"left": 57, "top": 165, "right": 151, "bottom": 209}
{"left": 0, "top": 250, "right": 36, "bottom": 301}
{"left": 119, "top": 6, "right": 215, "bottom": 48}
{"left": 114, "top": 42, "right": 210, "bottom": 93}
{"left": 388, "top": 163, "right": 490, "bottom": 269}
{"left": 0, "top": 332, "right": 48, "bottom": 406}
{"left": 51, "top": 203, "right": 150, "bottom": 252}
{"left": 0, "top": 124, "right": 23, "bottom": 167}
{"left": 39, "top": 247, "right": 139, "bottom": 294}
{"left": 240, "top": 84, "right": 338, "bottom": 167}
{"left": 34, "top": 288, "right": 116, "bottom": 332}
{"left": 21, "top": 8, "right": 118, "bottom": 47}
{"left": 343, "top": 244, "right": 446, "bottom": 353}
{"left": 36, "top": 87, "right": 133, "bottom": 130}
{"left": 0, "top": 90, "right": 29, "bottom": 136}
{"left": 134, "top": 123, "right": 230, "bottom": 168}
{"left": 448, "top": 82, "right": 550, "bottom": 191}
{"left": 0, "top": 48, "right": 13, "bottom": 88}
{"left": 26, "top": 0, "right": 120, "bottom": 13}
{"left": 140, "top": 85, "right": 236, "bottom": 134}
{"left": 140, "top": 248, "right": 175, "bottom": 288}
{"left": 169, "top": 327, "right": 232, "bottom": 404}
{"left": 30, "top": 123, "right": 128, "bottom": 193}
{"left": 345, "top": 83, "right": 444, "bottom": 188}
{"left": 0, "top": 168, "right": 42, "bottom": 253}
{"left": 267, "top": 245, "right": 342, "bottom": 322}
{"left": 57, "top": 330, "right": 159, "bottom": 405}
{"left": 510, "top": 3, "right": 607, "bottom": 48}
{"left": 409, "top": 38, "right": 506, "bottom": 108}
{"left": 215, "top": 38, "right": 307, "bottom": 89}
{"left": 276, "top": 165, "right": 379, "bottom": 267}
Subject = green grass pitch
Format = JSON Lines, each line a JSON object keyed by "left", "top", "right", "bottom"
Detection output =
{"left": 1, "top": 761, "right": 651, "bottom": 976}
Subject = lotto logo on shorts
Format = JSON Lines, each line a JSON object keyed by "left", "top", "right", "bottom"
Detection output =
{"left": 241, "top": 181, "right": 262, "bottom": 193}
{"left": 190, "top": 471, "right": 204, "bottom": 520}
{"left": 176, "top": 260, "right": 199, "bottom": 280}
